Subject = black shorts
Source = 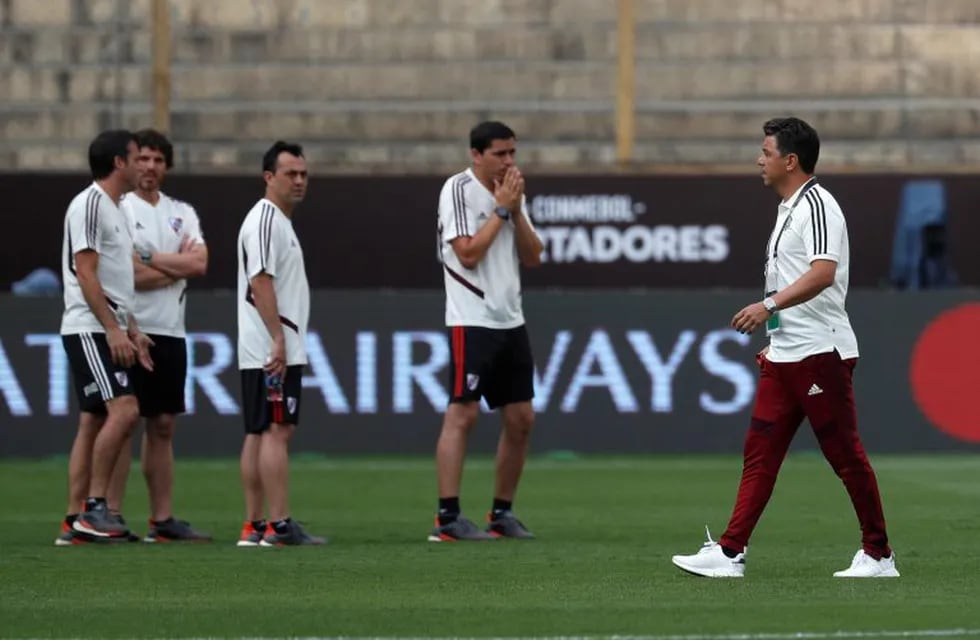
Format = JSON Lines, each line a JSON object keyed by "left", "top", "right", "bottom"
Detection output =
{"left": 131, "top": 335, "right": 186, "bottom": 417}
{"left": 62, "top": 332, "right": 135, "bottom": 414}
{"left": 448, "top": 325, "right": 535, "bottom": 410}
{"left": 240, "top": 365, "right": 304, "bottom": 434}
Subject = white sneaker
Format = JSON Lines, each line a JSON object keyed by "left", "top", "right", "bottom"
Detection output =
{"left": 833, "top": 549, "right": 900, "bottom": 578}
{"left": 671, "top": 527, "right": 746, "bottom": 578}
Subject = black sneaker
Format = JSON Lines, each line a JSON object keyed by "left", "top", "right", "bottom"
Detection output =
{"left": 111, "top": 513, "right": 141, "bottom": 542}
{"left": 486, "top": 510, "right": 535, "bottom": 539}
{"left": 73, "top": 502, "right": 129, "bottom": 538}
{"left": 428, "top": 515, "right": 495, "bottom": 542}
{"left": 259, "top": 520, "right": 326, "bottom": 546}
{"left": 144, "top": 518, "right": 212, "bottom": 543}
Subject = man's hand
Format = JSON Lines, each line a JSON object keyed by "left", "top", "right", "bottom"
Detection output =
{"left": 732, "top": 302, "right": 771, "bottom": 334}
{"left": 106, "top": 326, "right": 137, "bottom": 368}
{"left": 264, "top": 336, "right": 287, "bottom": 380}
{"left": 755, "top": 344, "right": 770, "bottom": 367}
{"left": 131, "top": 332, "right": 155, "bottom": 371}
{"left": 493, "top": 167, "right": 524, "bottom": 213}
{"left": 179, "top": 236, "right": 196, "bottom": 254}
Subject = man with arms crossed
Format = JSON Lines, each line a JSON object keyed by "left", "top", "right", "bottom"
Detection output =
{"left": 429, "top": 121, "right": 544, "bottom": 542}
{"left": 105, "top": 128, "right": 211, "bottom": 542}
{"left": 671, "top": 117, "right": 898, "bottom": 578}
{"left": 236, "top": 141, "right": 325, "bottom": 547}
{"left": 57, "top": 130, "right": 153, "bottom": 544}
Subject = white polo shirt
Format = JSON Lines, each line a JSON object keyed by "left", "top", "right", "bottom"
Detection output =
{"left": 765, "top": 178, "right": 859, "bottom": 363}
{"left": 236, "top": 198, "right": 310, "bottom": 369}
{"left": 437, "top": 168, "right": 536, "bottom": 329}
{"left": 122, "top": 191, "right": 205, "bottom": 338}
{"left": 61, "top": 182, "right": 135, "bottom": 335}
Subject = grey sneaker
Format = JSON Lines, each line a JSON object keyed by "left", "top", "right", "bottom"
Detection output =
{"left": 55, "top": 520, "right": 107, "bottom": 546}
{"left": 144, "top": 518, "right": 212, "bottom": 543}
{"left": 486, "top": 510, "right": 535, "bottom": 539}
{"left": 259, "top": 520, "right": 327, "bottom": 546}
{"left": 73, "top": 502, "right": 129, "bottom": 538}
{"left": 236, "top": 520, "right": 266, "bottom": 547}
{"left": 428, "top": 515, "right": 495, "bottom": 542}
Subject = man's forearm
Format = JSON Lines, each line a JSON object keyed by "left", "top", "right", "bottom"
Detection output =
{"left": 250, "top": 279, "right": 285, "bottom": 344}
{"left": 772, "top": 267, "right": 833, "bottom": 310}
{"left": 513, "top": 213, "right": 543, "bottom": 266}
{"left": 126, "top": 313, "right": 141, "bottom": 335}
{"left": 452, "top": 216, "right": 505, "bottom": 268}
{"left": 134, "top": 260, "right": 175, "bottom": 290}
{"left": 77, "top": 271, "right": 123, "bottom": 332}
{"left": 147, "top": 249, "right": 207, "bottom": 279}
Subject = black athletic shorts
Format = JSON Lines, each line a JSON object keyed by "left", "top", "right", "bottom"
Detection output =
{"left": 62, "top": 332, "right": 136, "bottom": 413}
{"left": 447, "top": 325, "right": 535, "bottom": 410}
{"left": 240, "top": 365, "right": 304, "bottom": 434}
{"left": 131, "top": 335, "right": 186, "bottom": 417}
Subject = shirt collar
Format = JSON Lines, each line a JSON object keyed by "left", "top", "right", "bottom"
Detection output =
{"left": 778, "top": 176, "right": 818, "bottom": 212}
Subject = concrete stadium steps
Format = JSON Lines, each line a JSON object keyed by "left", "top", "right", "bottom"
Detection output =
{"left": 2, "top": 0, "right": 980, "bottom": 171}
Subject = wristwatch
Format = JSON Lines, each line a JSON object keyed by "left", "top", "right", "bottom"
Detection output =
{"left": 762, "top": 296, "right": 779, "bottom": 314}
{"left": 493, "top": 206, "right": 511, "bottom": 221}
{"left": 137, "top": 248, "right": 152, "bottom": 265}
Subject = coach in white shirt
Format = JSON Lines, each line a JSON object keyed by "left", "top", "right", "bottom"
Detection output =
{"left": 58, "top": 130, "right": 153, "bottom": 543}
{"left": 106, "top": 129, "right": 211, "bottom": 543}
{"left": 429, "top": 121, "right": 544, "bottom": 542}
{"left": 235, "top": 141, "right": 324, "bottom": 547}
{"left": 671, "top": 117, "right": 898, "bottom": 579}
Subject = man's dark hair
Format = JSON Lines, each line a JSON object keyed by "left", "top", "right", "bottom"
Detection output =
{"left": 763, "top": 117, "right": 820, "bottom": 174}
{"left": 470, "top": 121, "right": 516, "bottom": 153}
{"left": 88, "top": 129, "right": 136, "bottom": 180}
{"left": 262, "top": 140, "right": 304, "bottom": 173}
{"left": 134, "top": 128, "right": 174, "bottom": 169}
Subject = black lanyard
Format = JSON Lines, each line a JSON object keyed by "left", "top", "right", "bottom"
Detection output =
{"left": 769, "top": 177, "right": 818, "bottom": 260}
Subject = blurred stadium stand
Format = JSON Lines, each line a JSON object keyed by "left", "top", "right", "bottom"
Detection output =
{"left": 2, "top": 0, "right": 980, "bottom": 173}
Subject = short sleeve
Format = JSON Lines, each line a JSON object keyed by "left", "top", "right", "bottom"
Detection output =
{"left": 801, "top": 190, "right": 844, "bottom": 262}
{"left": 67, "top": 191, "right": 103, "bottom": 255}
{"left": 439, "top": 175, "right": 479, "bottom": 242}
{"left": 243, "top": 206, "right": 278, "bottom": 279}
{"left": 182, "top": 203, "right": 206, "bottom": 244}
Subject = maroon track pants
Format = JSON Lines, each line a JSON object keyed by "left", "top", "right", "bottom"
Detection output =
{"left": 720, "top": 350, "right": 891, "bottom": 559}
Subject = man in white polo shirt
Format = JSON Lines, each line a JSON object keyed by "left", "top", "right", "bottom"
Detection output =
{"left": 428, "top": 121, "right": 544, "bottom": 542}
{"left": 57, "top": 129, "right": 153, "bottom": 544}
{"left": 106, "top": 128, "right": 211, "bottom": 543}
{"left": 235, "top": 140, "right": 324, "bottom": 547}
{"left": 671, "top": 117, "right": 898, "bottom": 578}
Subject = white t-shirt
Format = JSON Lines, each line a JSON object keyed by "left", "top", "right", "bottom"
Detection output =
{"left": 765, "top": 178, "right": 859, "bottom": 363}
{"left": 236, "top": 198, "right": 310, "bottom": 369}
{"left": 121, "top": 191, "right": 205, "bottom": 338}
{"left": 61, "top": 182, "right": 135, "bottom": 335}
{"left": 437, "top": 168, "right": 536, "bottom": 329}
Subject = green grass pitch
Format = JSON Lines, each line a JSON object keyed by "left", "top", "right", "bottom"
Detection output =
{"left": 1, "top": 454, "right": 978, "bottom": 639}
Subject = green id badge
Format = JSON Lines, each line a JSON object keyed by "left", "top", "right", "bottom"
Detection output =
{"left": 765, "top": 310, "right": 781, "bottom": 335}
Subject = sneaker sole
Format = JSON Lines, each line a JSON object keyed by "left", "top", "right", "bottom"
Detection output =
{"left": 671, "top": 558, "right": 745, "bottom": 578}
{"left": 427, "top": 534, "right": 496, "bottom": 542}
{"left": 54, "top": 537, "right": 73, "bottom": 546}
{"left": 144, "top": 536, "right": 213, "bottom": 543}
{"left": 487, "top": 530, "right": 536, "bottom": 539}
{"left": 71, "top": 521, "right": 121, "bottom": 538}
{"left": 833, "top": 569, "right": 901, "bottom": 578}
{"left": 236, "top": 540, "right": 261, "bottom": 547}
{"left": 259, "top": 539, "right": 284, "bottom": 547}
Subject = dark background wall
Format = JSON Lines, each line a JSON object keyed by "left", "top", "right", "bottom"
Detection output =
{"left": 2, "top": 291, "right": 977, "bottom": 458}
{"left": 3, "top": 173, "right": 978, "bottom": 291}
